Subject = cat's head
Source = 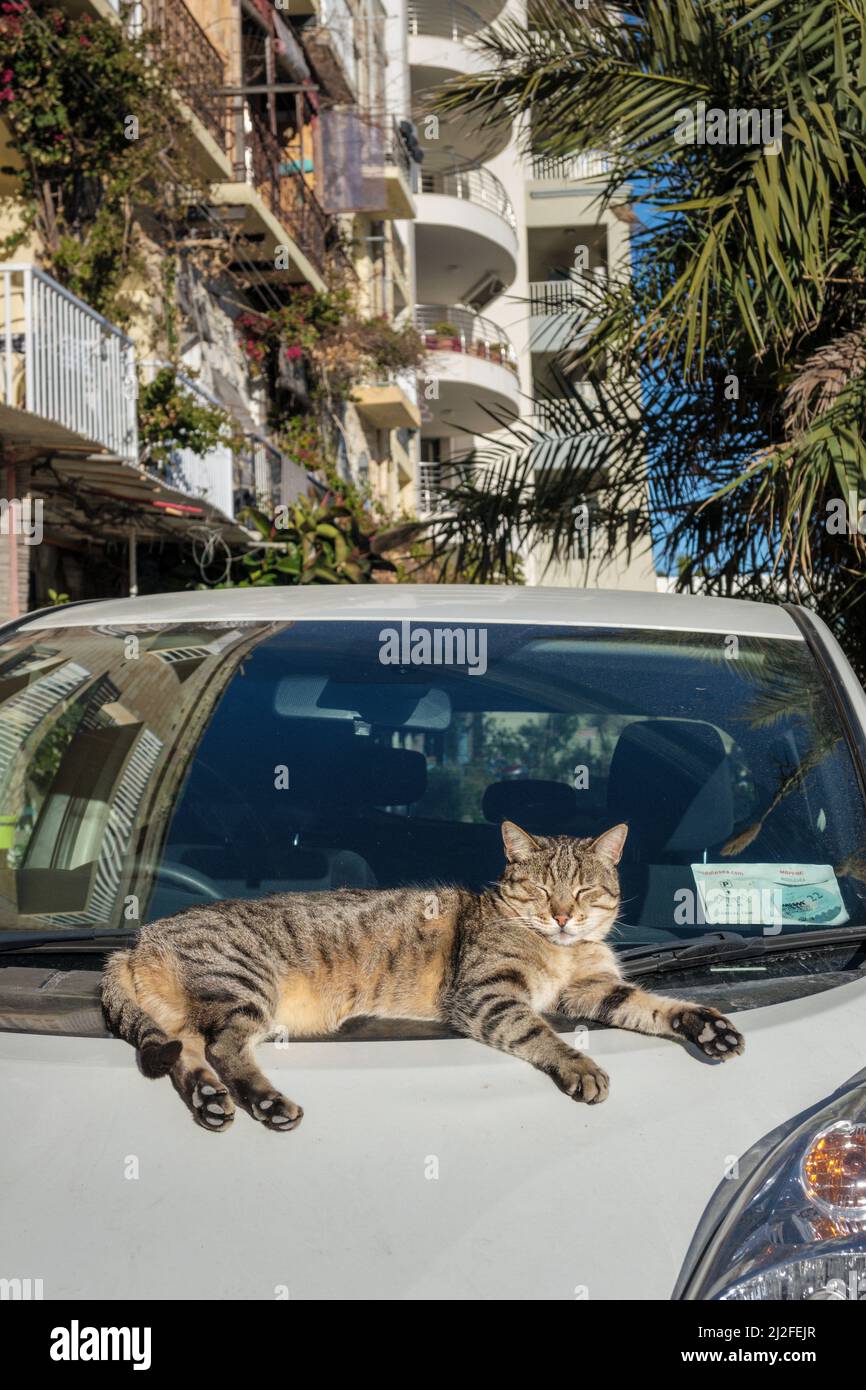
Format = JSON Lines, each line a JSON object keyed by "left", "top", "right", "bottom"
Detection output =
{"left": 496, "top": 820, "right": 628, "bottom": 946}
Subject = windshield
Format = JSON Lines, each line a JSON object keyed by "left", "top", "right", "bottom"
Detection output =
{"left": 0, "top": 618, "right": 864, "bottom": 946}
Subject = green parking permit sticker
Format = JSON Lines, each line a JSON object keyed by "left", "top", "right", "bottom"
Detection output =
{"left": 691, "top": 863, "right": 849, "bottom": 929}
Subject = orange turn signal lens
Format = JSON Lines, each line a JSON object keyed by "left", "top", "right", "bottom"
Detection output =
{"left": 801, "top": 1122, "right": 866, "bottom": 1219}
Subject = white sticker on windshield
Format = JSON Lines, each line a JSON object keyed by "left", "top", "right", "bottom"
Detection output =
{"left": 690, "top": 863, "right": 849, "bottom": 931}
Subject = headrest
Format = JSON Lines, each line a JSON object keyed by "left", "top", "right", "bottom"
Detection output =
{"left": 343, "top": 742, "right": 426, "bottom": 806}
{"left": 482, "top": 778, "right": 576, "bottom": 832}
{"left": 607, "top": 719, "right": 734, "bottom": 854}
{"left": 281, "top": 725, "right": 426, "bottom": 807}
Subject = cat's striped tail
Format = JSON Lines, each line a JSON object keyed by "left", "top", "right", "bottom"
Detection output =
{"left": 101, "top": 950, "right": 182, "bottom": 1078}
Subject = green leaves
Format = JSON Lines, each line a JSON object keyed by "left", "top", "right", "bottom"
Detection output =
{"left": 232, "top": 493, "right": 403, "bottom": 588}
{"left": 137, "top": 367, "right": 235, "bottom": 471}
{"left": 2, "top": 5, "right": 210, "bottom": 323}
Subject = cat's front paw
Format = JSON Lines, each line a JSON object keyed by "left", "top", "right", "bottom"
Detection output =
{"left": 548, "top": 1054, "right": 610, "bottom": 1105}
{"left": 250, "top": 1091, "right": 304, "bottom": 1132}
{"left": 671, "top": 1006, "right": 744, "bottom": 1060}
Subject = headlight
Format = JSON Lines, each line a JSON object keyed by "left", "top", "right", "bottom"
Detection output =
{"left": 675, "top": 1069, "right": 866, "bottom": 1300}
{"left": 719, "top": 1247, "right": 866, "bottom": 1300}
{"left": 801, "top": 1122, "right": 866, "bottom": 1218}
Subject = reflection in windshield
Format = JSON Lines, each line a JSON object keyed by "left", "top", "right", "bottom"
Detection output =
{"left": 0, "top": 620, "right": 864, "bottom": 944}
{"left": 721, "top": 638, "right": 843, "bottom": 857}
{"left": 0, "top": 625, "right": 268, "bottom": 927}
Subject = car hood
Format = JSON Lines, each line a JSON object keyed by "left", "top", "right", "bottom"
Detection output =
{"left": 3, "top": 973, "right": 866, "bottom": 1301}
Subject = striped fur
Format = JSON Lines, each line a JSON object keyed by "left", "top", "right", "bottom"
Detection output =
{"left": 102, "top": 820, "right": 744, "bottom": 1132}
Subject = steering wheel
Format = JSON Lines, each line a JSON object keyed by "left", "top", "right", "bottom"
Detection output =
{"left": 140, "top": 860, "right": 225, "bottom": 902}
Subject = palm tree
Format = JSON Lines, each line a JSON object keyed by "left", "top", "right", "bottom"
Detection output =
{"left": 426, "top": 0, "right": 866, "bottom": 672}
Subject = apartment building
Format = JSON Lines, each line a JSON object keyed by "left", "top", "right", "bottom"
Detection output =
{"left": 407, "top": 0, "right": 657, "bottom": 588}
{"left": 0, "top": 0, "right": 420, "bottom": 616}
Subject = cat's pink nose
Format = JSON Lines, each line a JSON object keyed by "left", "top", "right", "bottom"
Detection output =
{"left": 554, "top": 914, "right": 569, "bottom": 927}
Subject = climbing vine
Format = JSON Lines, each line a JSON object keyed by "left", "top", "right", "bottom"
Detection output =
{"left": 137, "top": 366, "right": 236, "bottom": 472}
{"left": 0, "top": 1, "right": 208, "bottom": 324}
{"left": 236, "top": 283, "right": 425, "bottom": 473}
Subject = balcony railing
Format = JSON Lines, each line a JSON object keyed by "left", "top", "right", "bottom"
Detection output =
{"left": 0, "top": 264, "right": 137, "bottom": 459}
{"left": 418, "top": 461, "right": 448, "bottom": 516}
{"left": 417, "top": 305, "right": 518, "bottom": 375}
{"left": 530, "top": 150, "right": 611, "bottom": 182}
{"left": 408, "top": 0, "right": 484, "bottom": 42}
{"left": 246, "top": 115, "right": 333, "bottom": 276}
{"left": 528, "top": 270, "right": 607, "bottom": 314}
{"left": 419, "top": 165, "right": 516, "bottom": 230}
{"left": 530, "top": 388, "right": 604, "bottom": 436}
{"left": 142, "top": 0, "right": 227, "bottom": 151}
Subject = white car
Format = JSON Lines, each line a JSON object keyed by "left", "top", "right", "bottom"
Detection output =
{"left": 1, "top": 586, "right": 865, "bottom": 1301}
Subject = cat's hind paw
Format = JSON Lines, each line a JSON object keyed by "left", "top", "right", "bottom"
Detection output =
{"left": 548, "top": 1054, "right": 610, "bottom": 1105}
{"left": 251, "top": 1092, "right": 304, "bottom": 1132}
{"left": 672, "top": 1007, "right": 744, "bottom": 1060}
{"left": 191, "top": 1078, "right": 235, "bottom": 1132}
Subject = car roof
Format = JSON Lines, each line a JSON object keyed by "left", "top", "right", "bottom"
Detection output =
{"left": 18, "top": 585, "right": 803, "bottom": 639}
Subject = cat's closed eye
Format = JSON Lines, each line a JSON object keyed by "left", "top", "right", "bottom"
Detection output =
{"left": 579, "top": 888, "right": 616, "bottom": 906}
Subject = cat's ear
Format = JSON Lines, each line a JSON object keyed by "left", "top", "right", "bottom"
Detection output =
{"left": 591, "top": 823, "right": 628, "bottom": 865}
{"left": 501, "top": 820, "right": 541, "bottom": 864}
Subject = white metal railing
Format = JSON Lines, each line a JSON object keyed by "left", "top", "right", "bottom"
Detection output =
{"left": 530, "top": 150, "right": 611, "bottom": 182}
{"left": 528, "top": 270, "right": 607, "bottom": 314}
{"left": 419, "top": 165, "right": 517, "bottom": 230}
{"left": 418, "top": 461, "right": 454, "bottom": 517}
{"left": 417, "top": 305, "right": 518, "bottom": 376}
{"left": 408, "top": 0, "right": 485, "bottom": 42}
{"left": 0, "top": 263, "right": 137, "bottom": 459}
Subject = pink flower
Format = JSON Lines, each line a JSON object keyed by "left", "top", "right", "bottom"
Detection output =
{"left": 284, "top": 345, "right": 302, "bottom": 360}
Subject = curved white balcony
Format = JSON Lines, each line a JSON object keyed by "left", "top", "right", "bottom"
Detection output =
{"left": 416, "top": 166, "right": 518, "bottom": 306}
{"left": 408, "top": 0, "right": 488, "bottom": 76}
{"left": 417, "top": 306, "right": 520, "bottom": 437}
{"left": 409, "top": 0, "right": 512, "bottom": 165}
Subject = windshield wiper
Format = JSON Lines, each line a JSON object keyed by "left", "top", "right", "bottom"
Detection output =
{"left": 0, "top": 929, "right": 135, "bottom": 955}
{"left": 619, "top": 925, "right": 866, "bottom": 977}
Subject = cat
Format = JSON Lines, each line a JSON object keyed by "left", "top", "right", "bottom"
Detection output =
{"left": 101, "top": 820, "right": 744, "bottom": 1132}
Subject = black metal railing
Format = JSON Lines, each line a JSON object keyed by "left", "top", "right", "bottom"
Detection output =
{"left": 143, "top": 0, "right": 227, "bottom": 151}
{"left": 245, "top": 116, "right": 335, "bottom": 277}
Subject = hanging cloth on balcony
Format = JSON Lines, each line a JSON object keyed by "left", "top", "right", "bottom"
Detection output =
{"left": 318, "top": 107, "right": 385, "bottom": 214}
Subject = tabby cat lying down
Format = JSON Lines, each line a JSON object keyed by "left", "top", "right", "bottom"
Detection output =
{"left": 102, "top": 821, "right": 744, "bottom": 1132}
